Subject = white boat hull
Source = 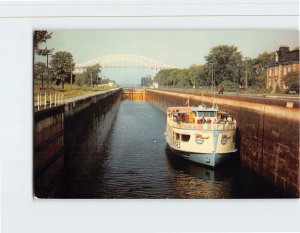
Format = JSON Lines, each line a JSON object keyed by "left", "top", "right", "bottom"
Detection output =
{"left": 165, "top": 122, "right": 237, "bottom": 167}
{"left": 166, "top": 141, "right": 235, "bottom": 167}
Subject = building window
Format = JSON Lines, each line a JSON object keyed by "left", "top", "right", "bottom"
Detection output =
{"left": 284, "top": 67, "right": 287, "bottom": 75}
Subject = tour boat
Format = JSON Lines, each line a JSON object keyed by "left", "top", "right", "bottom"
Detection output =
{"left": 165, "top": 104, "right": 238, "bottom": 167}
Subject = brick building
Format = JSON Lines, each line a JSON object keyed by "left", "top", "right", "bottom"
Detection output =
{"left": 266, "top": 46, "right": 299, "bottom": 92}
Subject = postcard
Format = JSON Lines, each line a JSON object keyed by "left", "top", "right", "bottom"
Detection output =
{"left": 33, "top": 30, "right": 299, "bottom": 199}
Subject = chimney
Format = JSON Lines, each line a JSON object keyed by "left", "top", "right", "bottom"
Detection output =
{"left": 277, "top": 46, "right": 290, "bottom": 61}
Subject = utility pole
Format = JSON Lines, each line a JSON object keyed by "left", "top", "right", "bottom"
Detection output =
{"left": 193, "top": 75, "right": 196, "bottom": 89}
{"left": 90, "top": 71, "right": 93, "bottom": 86}
{"left": 46, "top": 53, "right": 49, "bottom": 88}
{"left": 211, "top": 65, "right": 214, "bottom": 92}
{"left": 245, "top": 58, "right": 248, "bottom": 89}
{"left": 45, "top": 51, "right": 52, "bottom": 88}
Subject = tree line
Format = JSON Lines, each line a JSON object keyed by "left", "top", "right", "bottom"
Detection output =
{"left": 33, "top": 30, "right": 103, "bottom": 90}
{"left": 154, "top": 45, "right": 275, "bottom": 91}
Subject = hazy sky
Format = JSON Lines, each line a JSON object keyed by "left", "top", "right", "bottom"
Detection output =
{"left": 41, "top": 30, "right": 299, "bottom": 85}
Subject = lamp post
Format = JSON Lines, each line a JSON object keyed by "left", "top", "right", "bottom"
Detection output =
{"left": 90, "top": 71, "right": 93, "bottom": 86}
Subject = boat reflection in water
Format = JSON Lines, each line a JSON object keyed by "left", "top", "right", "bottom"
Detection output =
{"left": 165, "top": 145, "right": 240, "bottom": 198}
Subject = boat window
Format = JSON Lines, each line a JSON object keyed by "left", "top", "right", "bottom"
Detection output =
{"left": 204, "top": 112, "right": 210, "bottom": 117}
{"left": 209, "top": 112, "right": 216, "bottom": 117}
{"left": 181, "top": 134, "right": 190, "bottom": 142}
{"left": 197, "top": 112, "right": 204, "bottom": 117}
{"left": 175, "top": 133, "right": 180, "bottom": 140}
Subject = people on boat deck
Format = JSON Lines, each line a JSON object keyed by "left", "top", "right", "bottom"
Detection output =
{"left": 201, "top": 116, "right": 206, "bottom": 124}
{"left": 227, "top": 115, "right": 233, "bottom": 122}
{"left": 171, "top": 111, "right": 235, "bottom": 125}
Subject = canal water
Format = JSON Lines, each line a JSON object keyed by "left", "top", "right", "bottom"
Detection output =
{"left": 61, "top": 99, "right": 290, "bottom": 198}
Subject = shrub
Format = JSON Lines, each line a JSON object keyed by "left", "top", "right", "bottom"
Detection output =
{"left": 219, "top": 80, "right": 239, "bottom": 92}
{"left": 284, "top": 71, "right": 300, "bottom": 94}
{"left": 274, "top": 85, "right": 281, "bottom": 94}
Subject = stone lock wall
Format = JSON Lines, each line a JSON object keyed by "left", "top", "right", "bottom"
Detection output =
{"left": 146, "top": 89, "right": 300, "bottom": 197}
{"left": 33, "top": 88, "right": 122, "bottom": 198}
{"left": 34, "top": 106, "right": 64, "bottom": 198}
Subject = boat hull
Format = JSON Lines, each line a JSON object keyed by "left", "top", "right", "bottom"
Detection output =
{"left": 165, "top": 132, "right": 237, "bottom": 167}
{"left": 165, "top": 105, "right": 238, "bottom": 167}
{"left": 167, "top": 143, "right": 235, "bottom": 167}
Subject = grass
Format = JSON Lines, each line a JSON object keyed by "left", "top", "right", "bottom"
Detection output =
{"left": 34, "top": 84, "right": 117, "bottom": 104}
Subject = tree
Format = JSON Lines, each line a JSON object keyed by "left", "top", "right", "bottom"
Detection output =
{"left": 34, "top": 62, "right": 47, "bottom": 88}
{"left": 33, "top": 30, "right": 54, "bottom": 88}
{"left": 85, "top": 64, "right": 101, "bottom": 86}
{"left": 284, "top": 71, "right": 300, "bottom": 93}
{"left": 205, "top": 45, "right": 243, "bottom": 86}
{"left": 50, "top": 51, "right": 75, "bottom": 89}
{"left": 33, "top": 30, "right": 53, "bottom": 56}
{"left": 219, "top": 80, "right": 239, "bottom": 92}
{"left": 74, "top": 73, "right": 89, "bottom": 86}
{"left": 175, "top": 69, "right": 191, "bottom": 87}
{"left": 250, "top": 51, "right": 275, "bottom": 88}
{"left": 154, "top": 69, "right": 172, "bottom": 87}
{"left": 74, "top": 64, "right": 102, "bottom": 86}
{"left": 188, "top": 64, "right": 210, "bottom": 88}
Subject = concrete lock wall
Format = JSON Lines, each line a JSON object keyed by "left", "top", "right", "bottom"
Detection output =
{"left": 33, "top": 88, "right": 122, "bottom": 198}
{"left": 34, "top": 106, "right": 64, "bottom": 198}
{"left": 63, "top": 89, "right": 121, "bottom": 197}
{"left": 146, "top": 89, "right": 300, "bottom": 197}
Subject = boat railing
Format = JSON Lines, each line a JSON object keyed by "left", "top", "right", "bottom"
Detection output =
{"left": 171, "top": 121, "right": 237, "bottom": 130}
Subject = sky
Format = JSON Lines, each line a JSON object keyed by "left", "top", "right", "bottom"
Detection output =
{"left": 39, "top": 30, "right": 299, "bottom": 85}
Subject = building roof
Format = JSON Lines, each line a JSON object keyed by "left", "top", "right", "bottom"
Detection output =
{"left": 281, "top": 50, "right": 299, "bottom": 64}
{"left": 267, "top": 48, "right": 299, "bottom": 67}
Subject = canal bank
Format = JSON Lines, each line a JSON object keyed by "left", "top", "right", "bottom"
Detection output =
{"left": 145, "top": 89, "right": 300, "bottom": 197}
{"left": 33, "top": 88, "right": 122, "bottom": 197}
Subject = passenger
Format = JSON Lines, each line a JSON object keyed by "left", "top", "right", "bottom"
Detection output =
{"left": 206, "top": 117, "right": 212, "bottom": 124}
{"left": 202, "top": 116, "right": 206, "bottom": 124}
{"left": 197, "top": 118, "right": 201, "bottom": 124}
{"left": 227, "top": 115, "right": 233, "bottom": 122}
{"left": 218, "top": 86, "right": 224, "bottom": 94}
{"left": 177, "top": 113, "right": 181, "bottom": 122}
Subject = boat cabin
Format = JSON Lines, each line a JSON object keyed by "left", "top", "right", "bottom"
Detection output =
{"left": 167, "top": 105, "right": 233, "bottom": 124}
{"left": 192, "top": 105, "right": 219, "bottom": 124}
